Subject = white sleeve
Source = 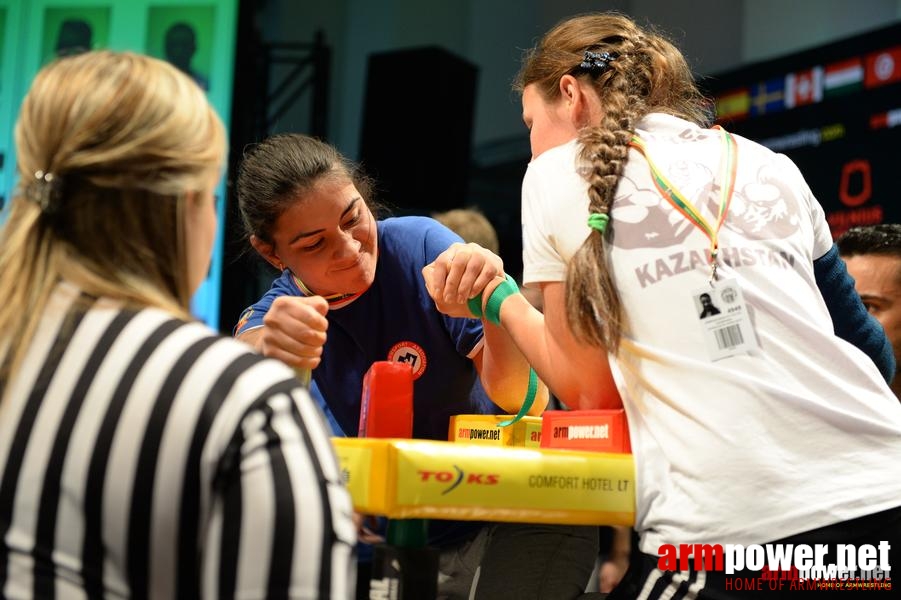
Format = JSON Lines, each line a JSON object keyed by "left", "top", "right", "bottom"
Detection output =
{"left": 775, "top": 153, "right": 833, "bottom": 260}
{"left": 521, "top": 160, "right": 568, "bottom": 287}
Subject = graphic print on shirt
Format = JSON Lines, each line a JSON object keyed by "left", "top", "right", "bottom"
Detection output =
{"left": 388, "top": 340, "right": 427, "bottom": 379}
{"left": 611, "top": 130, "right": 802, "bottom": 251}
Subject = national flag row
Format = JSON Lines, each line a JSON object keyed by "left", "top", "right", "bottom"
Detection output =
{"left": 715, "top": 45, "right": 901, "bottom": 122}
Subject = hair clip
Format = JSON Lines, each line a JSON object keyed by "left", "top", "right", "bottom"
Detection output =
{"left": 26, "top": 170, "right": 61, "bottom": 213}
{"left": 578, "top": 50, "right": 618, "bottom": 75}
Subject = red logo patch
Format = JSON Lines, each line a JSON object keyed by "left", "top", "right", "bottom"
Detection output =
{"left": 387, "top": 341, "right": 427, "bottom": 380}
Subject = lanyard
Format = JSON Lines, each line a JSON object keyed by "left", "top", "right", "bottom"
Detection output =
{"left": 629, "top": 126, "right": 738, "bottom": 284}
{"left": 292, "top": 272, "right": 364, "bottom": 308}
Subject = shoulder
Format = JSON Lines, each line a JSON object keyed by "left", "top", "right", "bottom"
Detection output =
{"left": 527, "top": 139, "right": 581, "bottom": 174}
{"left": 524, "top": 140, "right": 582, "bottom": 193}
{"left": 380, "top": 215, "right": 455, "bottom": 238}
{"left": 379, "top": 216, "right": 462, "bottom": 260}
{"left": 138, "top": 307, "right": 298, "bottom": 391}
{"left": 523, "top": 139, "right": 584, "bottom": 206}
{"left": 156, "top": 318, "right": 313, "bottom": 445}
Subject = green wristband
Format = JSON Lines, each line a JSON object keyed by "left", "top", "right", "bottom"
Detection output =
{"left": 467, "top": 274, "right": 519, "bottom": 324}
{"left": 485, "top": 274, "right": 519, "bottom": 325}
{"left": 467, "top": 293, "right": 484, "bottom": 319}
{"left": 464, "top": 275, "right": 536, "bottom": 427}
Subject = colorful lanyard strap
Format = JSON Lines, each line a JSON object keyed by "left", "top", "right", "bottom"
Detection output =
{"left": 292, "top": 272, "right": 364, "bottom": 308}
{"left": 629, "top": 126, "right": 738, "bottom": 284}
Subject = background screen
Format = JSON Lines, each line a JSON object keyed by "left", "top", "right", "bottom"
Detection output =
{"left": 0, "top": 0, "right": 238, "bottom": 328}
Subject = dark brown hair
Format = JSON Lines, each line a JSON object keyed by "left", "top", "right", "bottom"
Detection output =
{"left": 236, "top": 133, "right": 377, "bottom": 245}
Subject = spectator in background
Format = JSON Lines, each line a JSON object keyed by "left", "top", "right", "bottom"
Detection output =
{"left": 434, "top": 207, "right": 546, "bottom": 313}
{"left": 55, "top": 19, "right": 92, "bottom": 57}
{"left": 164, "top": 22, "right": 209, "bottom": 90}
{"left": 433, "top": 207, "right": 500, "bottom": 254}
{"left": 838, "top": 223, "right": 901, "bottom": 399}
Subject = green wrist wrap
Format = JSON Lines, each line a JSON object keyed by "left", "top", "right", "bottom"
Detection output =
{"left": 467, "top": 274, "right": 519, "bottom": 325}
{"left": 498, "top": 367, "right": 539, "bottom": 427}
{"left": 466, "top": 275, "right": 537, "bottom": 427}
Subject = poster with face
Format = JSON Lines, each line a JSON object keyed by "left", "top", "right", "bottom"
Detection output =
{"left": 41, "top": 7, "right": 111, "bottom": 65}
{"left": 0, "top": 7, "right": 6, "bottom": 214}
{"left": 0, "top": 7, "right": 6, "bottom": 87}
{"left": 146, "top": 5, "right": 215, "bottom": 91}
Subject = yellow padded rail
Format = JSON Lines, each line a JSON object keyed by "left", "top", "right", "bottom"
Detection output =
{"left": 332, "top": 437, "right": 635, "bottom": 526}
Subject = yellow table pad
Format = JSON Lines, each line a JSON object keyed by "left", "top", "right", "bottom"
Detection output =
{"left": 333, "top": 437, "right": 635, "bottom": 526}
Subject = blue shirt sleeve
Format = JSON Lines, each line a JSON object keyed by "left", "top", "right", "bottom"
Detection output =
{"left": 815, "top": 244, "right": 896, "bottom": 384}
{"left": 420, "top": 219, "right": 485, "bottom": 357}
{"left": 310, "top": 380, "right": 347, "bottom": 436}
{"left": 233, "top": 270, "right": 301, "bottom": 337}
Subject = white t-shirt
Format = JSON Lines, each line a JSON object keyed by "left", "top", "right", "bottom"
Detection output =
{"left": 522, "top": 113, "right": 901, "bottom": 553}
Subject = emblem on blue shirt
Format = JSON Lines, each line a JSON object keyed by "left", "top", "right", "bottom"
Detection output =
{"left": 388, "top": 341, "right": 427, "bottom": 380}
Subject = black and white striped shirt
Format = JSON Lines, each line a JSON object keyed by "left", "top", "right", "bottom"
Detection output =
{"left": 0, "top": 282, "right": 356, "bottom": 599}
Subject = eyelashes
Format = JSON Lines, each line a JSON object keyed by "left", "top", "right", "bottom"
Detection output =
{"left": 299, "top": 213, "right": 364, "bottom": 253}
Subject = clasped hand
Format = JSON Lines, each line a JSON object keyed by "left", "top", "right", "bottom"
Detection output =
{"left": 258, "top": 295, "right": 329, "bottom": 370}
{"left": 422, "top": 242, "right": 506, "bottom": 318}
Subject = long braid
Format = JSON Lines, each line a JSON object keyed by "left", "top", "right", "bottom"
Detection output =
{"left": 566, "top": 40, "right": 647, "bottom": 352}
{"left": 515, "top": 13, "right": 709, "bottom": 353}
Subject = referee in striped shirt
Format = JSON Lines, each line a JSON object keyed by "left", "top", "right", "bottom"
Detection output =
{"left": 0, "top": 50, "right": 356, "bottom": 599}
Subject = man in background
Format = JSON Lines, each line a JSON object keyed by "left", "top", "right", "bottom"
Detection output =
{"left": 56, "top": 19, "right": 92, "bottom": 57}
{"left": 838, "top": 223, "right": 901, "bottom": 399}
{"left": 164, "top": 22, "right": 209, "bottom": 90}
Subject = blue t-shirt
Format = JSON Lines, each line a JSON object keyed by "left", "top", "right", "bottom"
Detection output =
{"left": 236, "top": 216, "right": 502, "bottom": 548}
{"left": 236, "top": 216, "right": 503, "bottom": 438}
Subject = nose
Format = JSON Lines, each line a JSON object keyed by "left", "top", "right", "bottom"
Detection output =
{"left": 333, "top": 229, "right": 361, "bottom": 261}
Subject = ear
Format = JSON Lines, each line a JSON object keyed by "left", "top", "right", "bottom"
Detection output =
{"left": 183, "top": 189, "right": 202, "bottom": 207}
{"left": 558, "top": 74, "right": 592, "bottom": 127}
{"left": 250, "top": 235, "right": 284, "bottom": 271}
{"left": 182, "top": 190, "right": 213, "bottom": 221}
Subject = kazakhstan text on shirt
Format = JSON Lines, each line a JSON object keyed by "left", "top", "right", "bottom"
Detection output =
{"left": 528, "top": 475, "right": 616, "bottom": 491}
{"left": 635, "top": 246, "right": 795, "bottom": 288}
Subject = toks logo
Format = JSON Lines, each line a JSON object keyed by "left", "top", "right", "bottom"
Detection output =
{"left": 418, "top": 466, "right": 500, "bottom": 495}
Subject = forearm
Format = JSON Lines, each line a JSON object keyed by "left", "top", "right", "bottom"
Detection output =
{"left": 478, "top": 316, "right": 548, "bottom": 415}
{"left": 608, "top": 525, "right": 632, "bottom": 561}
{"left": 235, "top": 327, "right": 264, "bottom": 352}
{"left": 815, "top": 245, "right": 895, "bottom": 383}
{"left": 497, "top": 290, "right": 621, "bottom": 410}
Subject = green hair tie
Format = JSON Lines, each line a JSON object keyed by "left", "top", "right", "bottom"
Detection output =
{"left": 587, "top": 213, "right": 610, "bottom": 233}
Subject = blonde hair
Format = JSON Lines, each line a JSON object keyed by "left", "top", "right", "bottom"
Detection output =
{"left": 433, "top": 208, "right": 500, "bottom": 254}
{"left": 516, "top": 12, "right": 710, "bottom": 352}
{"left": 0, "top": 50, "right": 226, "bottom": 376}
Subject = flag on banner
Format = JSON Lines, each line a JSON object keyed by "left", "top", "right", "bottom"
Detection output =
{"left": 715, "top": 88, "right": 750, "bottom": 120}
{"left": 749, "top": 77, "right": 785, "bottom": 117}
{"left": 824, "top": 58, "right": 864, "bottom": 96}
{"left": 865, "top": 46, "right": 901, "bottom": 88}
{"left": 785, "top": 66, "right": 823, "bottom": 108}
{"left": 870, "top": 108, "right": 901, "bottom": 130}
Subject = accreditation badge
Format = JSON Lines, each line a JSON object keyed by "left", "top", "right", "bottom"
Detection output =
{"left": 692, "top": 278, "right": 758, "bottom": 361}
